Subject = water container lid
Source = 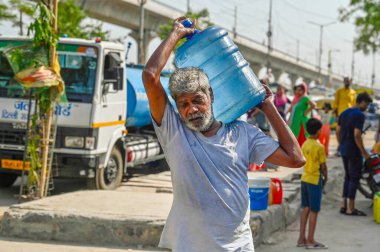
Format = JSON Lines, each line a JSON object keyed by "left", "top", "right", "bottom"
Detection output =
{"left": 181, "top": 19, "right": 199, "bottom": 40}
{"left": 248, "top": 177, "right": 270, "bottom": 188}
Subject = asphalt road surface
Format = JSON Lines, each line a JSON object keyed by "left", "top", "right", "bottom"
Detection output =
{"left": 257, "top": 185, "right": 379, "bottom": 252}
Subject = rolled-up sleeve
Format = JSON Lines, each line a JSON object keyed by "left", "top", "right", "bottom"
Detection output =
{"left": 246, "top": 124, "right": 280, "bottom": 164}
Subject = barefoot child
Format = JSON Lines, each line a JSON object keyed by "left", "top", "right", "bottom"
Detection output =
{"left": 297, "top": 118, "right": 328, "bottom": 249}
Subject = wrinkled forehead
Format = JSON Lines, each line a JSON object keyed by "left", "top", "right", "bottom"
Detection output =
{"left": 175, "top": 91, "right": 209, "bottom": 103}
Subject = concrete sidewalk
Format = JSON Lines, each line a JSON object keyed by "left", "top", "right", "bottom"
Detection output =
{"left": 0, "top": 156, "right": 343, "bottom": 249}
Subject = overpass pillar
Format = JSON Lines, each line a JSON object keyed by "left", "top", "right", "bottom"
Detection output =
{"left": 271, "top": 68, "right": 282, "bottom": 83}
{"left": 129, "top": 29, "right": 156, "bottom": 64}
{"left": 288, "top": 73, "right": 299, "bottom": 88}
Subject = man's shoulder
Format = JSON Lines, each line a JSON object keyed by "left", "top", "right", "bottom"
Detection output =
{"left": 351, "top": 108, "right": 364, "bottom": 117}
{"left": 228, "top": 119, "right": 251, "bottom": 128}
{"left": 302, "top": 139, "right": 313, "bottom": 150}
{"left": 315, "top": 141, "right": 325, "bottom": 151}
{"left": 336, "top": 87, "right": 345, "bottom": 92}
{"left": 341, "top": 107, "right": 354, "bottom": 116}
{"left": 227, "top": 120, "right": 262, "bottom": 136}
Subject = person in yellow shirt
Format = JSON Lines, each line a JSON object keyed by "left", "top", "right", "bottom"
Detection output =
{"left": 333, "top": 77, "right": 356, "bottom": 156}
{"left": 297, "top": 118, "right": 328, "bottom": 249}
{"left": 333, "top": 77, "right": 357, "bottom": 116}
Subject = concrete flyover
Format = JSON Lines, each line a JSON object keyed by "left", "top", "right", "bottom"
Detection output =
{"left": 78, "top": 0, "right": 344, "bottom": 88}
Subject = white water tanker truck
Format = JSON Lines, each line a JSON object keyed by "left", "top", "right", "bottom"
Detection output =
{"left": 0, "top": 36, "right": 170, "bottom": 190}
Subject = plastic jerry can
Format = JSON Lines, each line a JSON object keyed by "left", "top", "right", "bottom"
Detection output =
{"left": 374, "top": 192, "right": 380, "bottom": 224}
{"left": 174, "top": 20, "right": 266, "bottom": 123}
{"left": 270, "top": 178, "right": 283, "bottom": 205}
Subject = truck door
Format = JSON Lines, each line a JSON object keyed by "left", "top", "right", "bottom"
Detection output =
{"left": 92, "top": 50, "right": 126, "bottom": 148}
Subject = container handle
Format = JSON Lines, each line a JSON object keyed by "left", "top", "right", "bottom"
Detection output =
{"left": 181, "top": 19, "right": 199, "bottom": 40}
{"left": 271, "top": 178, "right": 282, "bottom": 191}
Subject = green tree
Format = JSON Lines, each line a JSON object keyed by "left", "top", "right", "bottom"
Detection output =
{"left": 158, "top": 8, "right": 213, "bottom": 49}
{"left": 57, "top": 0, "right": 110, "bottom": 40}
{"left": 0, "top": 0, "right": 15, "bottom": 26}
{"left": 9, "top": 0, "right": 34, "bottom": 35}
{"left": 340, "top": 0, "right": 380, "bottom": 54}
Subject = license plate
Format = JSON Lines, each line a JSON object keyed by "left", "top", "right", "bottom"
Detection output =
{"left": 1, "top": 159, "right": 30, "bottom": 171}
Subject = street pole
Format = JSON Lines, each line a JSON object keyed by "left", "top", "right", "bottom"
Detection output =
{"left": 344, "top": 39, "right": 356, "bottom": 82}
{"left": 19, "top": 10, "right": 23, "bottom": 35}
{"left": 296, "top": 39, "right": 300, "bottom": 61}
{"left": 308, "top": 21, "right": 336, "bottom": 84}
{"left": 372, "top": 50, "right": 376, "bottom": 88}
{"left": 138, "top": 0, "right": 146, "bottom": 64}
{"left": 266, "top": 0, "right": 273, "bottom": 76}
{"left": 351, "top": 41, "right": 355, "bottom": 81}
{"left": 327, "top": 49, "right": 339, "bottom": 87}
{"left": 187, "top": 0, "right": 190, "bottom": 13}
{"left": 233, "top": 5, "right": 237, "bottom": 39}
{"left": 318, "top": 26, "right": 323, "bottom": 75}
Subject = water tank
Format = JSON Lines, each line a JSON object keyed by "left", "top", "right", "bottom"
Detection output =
{"left": 175, "top": 25, "right": 265, "bottom": 123}
{"left": 126, "top": 66, "right": 171, "bottom": 127}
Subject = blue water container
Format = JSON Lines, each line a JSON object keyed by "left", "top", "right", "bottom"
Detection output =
{"left": 126, "top": 66, "right": 171, "bottom": 127}
{"left": 175, "top": 22, "right": 265, "bottom": 123}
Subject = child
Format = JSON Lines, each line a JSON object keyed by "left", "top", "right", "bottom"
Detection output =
{"left": 297, "top": 118, "right": 328, "bottom": 249}
{"left": 319, "top": 102, "right": 333, "bottom": 156}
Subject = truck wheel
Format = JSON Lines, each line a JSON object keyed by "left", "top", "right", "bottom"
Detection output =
{"left": 0, "top": 173, "right": 18, "bottom": 188}
{"left": 97, "top": 148, "right": 123, "bottom": 190}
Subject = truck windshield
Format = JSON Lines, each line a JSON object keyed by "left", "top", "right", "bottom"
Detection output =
{"left": 58, "top": 51, "right": 97, "bottom": 103}
{"left": 0, "top": 42, "right": 97, "bottom": 103}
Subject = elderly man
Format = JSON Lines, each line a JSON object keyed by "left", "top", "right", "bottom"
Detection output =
{"left": 142, "top": 16, "right": 305, "bottom": 252}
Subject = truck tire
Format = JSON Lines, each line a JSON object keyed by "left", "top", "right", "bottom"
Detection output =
{"left": 0, "top": 173, "right": 18, "bottom": 188}
{"left": 96, "top": 148, "right": 123, "bottom": 190}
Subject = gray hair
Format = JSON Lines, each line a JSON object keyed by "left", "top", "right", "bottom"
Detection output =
{"left": 169, "top": 67, "right": 211, "bottom": 100}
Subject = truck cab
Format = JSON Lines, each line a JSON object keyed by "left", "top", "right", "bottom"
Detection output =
{"left": 0, "top": 36, "right": 162, "bottom": 190}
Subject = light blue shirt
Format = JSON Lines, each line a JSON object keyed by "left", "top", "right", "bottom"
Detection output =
{"left": 153, "top": 103, "right": 279, "bottom": 252}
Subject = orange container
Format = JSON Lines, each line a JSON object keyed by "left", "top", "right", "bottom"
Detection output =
{"left": 270, "top": 178, "right": 283, "bottom": 204}
{"left": 248, "top": 163, "right": 266, "bottom": 172}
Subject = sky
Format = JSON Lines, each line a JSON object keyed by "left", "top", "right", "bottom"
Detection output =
{"left": 0, "top": 0, "right": 379, "bottom": 88}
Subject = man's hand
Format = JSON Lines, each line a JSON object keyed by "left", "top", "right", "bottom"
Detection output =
{"left": 259, "top": 82, "right": 306, "bottom": 168}
{"left": 142, "top": 16, "right": 196, "bottom": 125}
{"left": 259, "top": 83, "right": 274, "bottom": 110}
{"left": 171, "top": 16, "right": 196, "bottom": 39}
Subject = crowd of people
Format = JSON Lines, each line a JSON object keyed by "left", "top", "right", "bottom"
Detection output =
{"left": 139, "top": 16, "right": 377, "bottom": 252}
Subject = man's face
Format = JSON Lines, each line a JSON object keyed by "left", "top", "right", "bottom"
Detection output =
{"left": 344, "top": 78, "right": 351, "bottom": 87}
{"left": 176, "top": 91, "right": 214, "bottom": 132}
{"left": 358, "top": 101, "right": 370, "bottom": 112}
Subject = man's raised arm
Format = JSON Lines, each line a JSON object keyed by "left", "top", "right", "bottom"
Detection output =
{"left": 142, "top": 16, "right": 195, "bottom": 125}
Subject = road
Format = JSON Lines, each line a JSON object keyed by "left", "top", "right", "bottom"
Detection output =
{"left": 257, "top": 179, "right": 379, "bottom": 252}
{"left": 0, "top": 162, "right": 171, "bottom": 216}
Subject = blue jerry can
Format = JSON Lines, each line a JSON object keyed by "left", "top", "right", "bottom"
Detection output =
{"left": 174, "top": 21, "right": 265, "bottom": 123}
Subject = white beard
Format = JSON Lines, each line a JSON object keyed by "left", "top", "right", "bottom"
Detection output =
{"left": 184, "top": 109, "right": 215, "bottom": 132}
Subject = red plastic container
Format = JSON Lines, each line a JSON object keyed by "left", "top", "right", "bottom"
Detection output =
{"left": 270, "top": 178, "right": 283, "bottom": 204}
{"left": 248, "top": 163, "right": 266, "bottom": 172}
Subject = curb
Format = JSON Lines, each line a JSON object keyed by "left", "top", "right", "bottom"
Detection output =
{"left": 0, "top": 209, "right": 165, "bottom": 247}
